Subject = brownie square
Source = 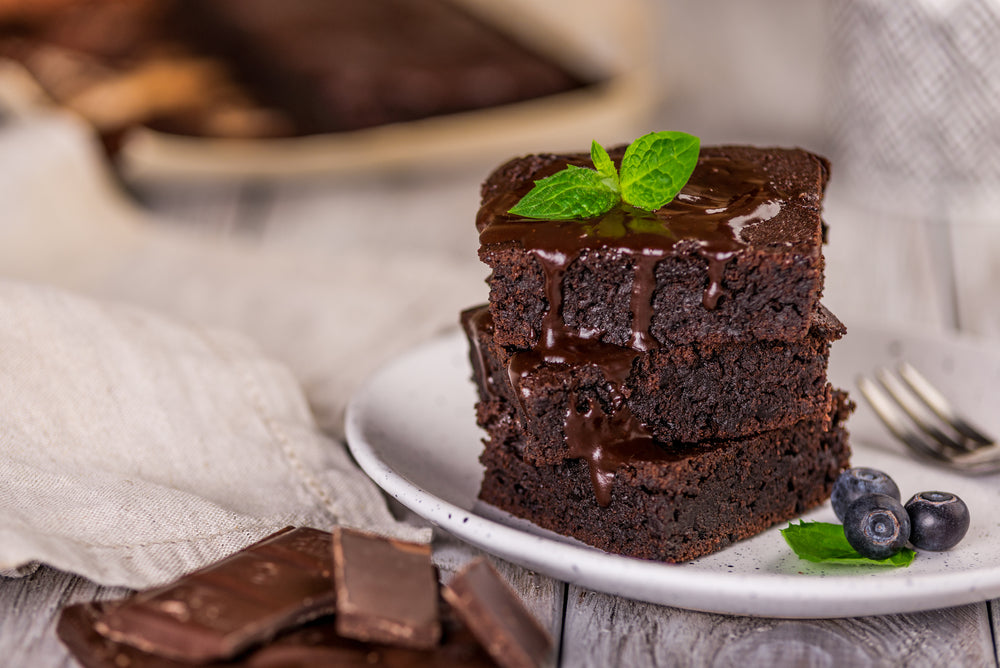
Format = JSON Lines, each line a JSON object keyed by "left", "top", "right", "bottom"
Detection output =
{"left": 463, "top": 303, "right": 844, "bottom": 452}
{"left": 478, "top": 391, "right": 854, "bottom": 563}
{"left": 476, "top": 145, "right": 830, "bottom": 349}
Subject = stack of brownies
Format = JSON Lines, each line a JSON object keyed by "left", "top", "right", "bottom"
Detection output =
{"left": 462, "top": 144, "right": 853, "bottom": 562}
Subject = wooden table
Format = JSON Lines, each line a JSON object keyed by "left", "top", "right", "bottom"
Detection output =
{"left": 2, "top": 159, "right": 999, "bottom": 668}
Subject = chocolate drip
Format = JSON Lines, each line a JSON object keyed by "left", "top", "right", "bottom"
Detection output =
{"left": 564, "top": 394, "right": 682, "bottom": 507}
{"left": 479, "top": 152, "right": 787, "bottom": 505}
{"left": 627, "top": 251, "right": 662, "bottom": 351}
{"left": 507, "top": 335, "right": 670, "bottom": 508}
{"left": 461, "top": 307, "right": 498, "bottom": 400}
{"left": 703, "top": 251, "right": 735, "bottom": 309}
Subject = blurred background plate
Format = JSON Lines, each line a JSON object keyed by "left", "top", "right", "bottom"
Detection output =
{"left": 0, "top": 0, "right": 652, "bottom": 182}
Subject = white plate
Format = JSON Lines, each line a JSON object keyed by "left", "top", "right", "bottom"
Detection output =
{"left": 345, "top": 325, "right": 1000, "bottom": 618}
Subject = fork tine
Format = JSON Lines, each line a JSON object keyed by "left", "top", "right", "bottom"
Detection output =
{"left": 857, "top": 375, "right": 956, "bottom": 463}
{"left": 897, "top": 362, "right": 995, "bottom": 446}
{"left": 874, "top": 368, "right": 973, "bottom": 452}
{"left": 858, "top": 374, "right": 1000, "bottom": 474}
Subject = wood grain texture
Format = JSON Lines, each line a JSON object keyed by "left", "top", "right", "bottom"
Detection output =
{"left": 0, "top": 567, "right": 131, "bottom": 668}
{"left": 949, "top": 221, "right": 1000, "bottom": 338}
{"left": 561, "top": 586, "right": 996, "bottom": 668}
{"left": 132, "top": 179, "right": 248, "bottom": 235}
{"left": 991, "top": 599, "right": 1000, "bottom": 668}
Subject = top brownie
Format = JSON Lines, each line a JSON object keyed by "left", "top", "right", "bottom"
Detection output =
{"left": 477, "top": 145, "right": 830, "bottom": 350}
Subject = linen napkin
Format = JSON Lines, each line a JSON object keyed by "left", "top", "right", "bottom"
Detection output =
{"left": 0, "top": 113, "right": 489, "bottom": 589}
{"left": 0, "top": 278, "right": 430, "bottom": 588}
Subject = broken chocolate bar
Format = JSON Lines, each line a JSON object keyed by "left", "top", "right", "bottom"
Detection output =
{"left": 59, "top": 600, "right": 497, "bottom": 668}
{"left": 442, "top": 558, "right": 553, "bottom": 668}
{"left": 332, "top": 527, "right": 441, "bottom": 649}
{"left": 93, "top": 527, "right": 337, "bottom": 663}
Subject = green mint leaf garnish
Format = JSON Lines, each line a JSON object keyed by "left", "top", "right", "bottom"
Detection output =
{"left": 781, "top": 521, "right": 916, "bottom": 567}
{"left": 591, "top": 140, "right": 620, "bottom": 193}
{"left": 619, "top": 131, "right": 700, "bottom": 211}
{"left": 508, "top": 131, "right": 701, "bottom": 220}
{"left": 508, "top": 164, "right": 619, "bottom": 220}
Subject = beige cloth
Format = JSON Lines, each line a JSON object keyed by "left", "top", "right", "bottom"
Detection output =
{"left": 0, "top": 279, "right": 432, "bottom": 588}
{"left": 0, "top": 113, "right": 488, "bottom": 588}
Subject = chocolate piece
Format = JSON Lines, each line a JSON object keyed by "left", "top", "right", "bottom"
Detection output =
{"left": 93, "top": 527, "right": 337, "bottom": 663}
{"left": 477, "top": 145, "right": 829, "bottom": 350}
{"left": 442, "top": 559, "right": 552, "bottom": 668}
{"left": 59, "top": 602, "right": 181, "bottom": 668}
{"left": 463, "top": 303, "right": 843, "bottom": 453}
{"left": 332, "top": 527, "right": 440, "bottom": 649}
{"left": 479, "top": 391, "right": 854, "bottom": 562}
{"left": 59, "top": 600, "right": 496, "bottom": 668}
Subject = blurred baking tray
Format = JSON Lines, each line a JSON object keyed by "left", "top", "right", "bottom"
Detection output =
{"left": 0, "top": 0, "right": 653, "bottom": 182}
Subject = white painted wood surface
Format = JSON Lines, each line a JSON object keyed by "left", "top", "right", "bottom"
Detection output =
{"left": 3, "top": 0, "right": 1000, "bottom": 662}
{"left": 4, "top": 166, "right": 999, "bottom": 668}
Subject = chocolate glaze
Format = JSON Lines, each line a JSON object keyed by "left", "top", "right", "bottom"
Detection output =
{"left": 461, "top": 306, "right": 499, "bottom": 402}
{"left": 478, "top": 155, "right": 786, "bottom": 344}
{"left": 475, "top": 149, "right": 794, "bottom": 506}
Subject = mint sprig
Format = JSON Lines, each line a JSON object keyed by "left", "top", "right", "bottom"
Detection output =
{"left": 619, "top": 131, "right": 701, "bottom": 211}
{"left": 508, "top": 131, "right": 700, "bottom": 220}
{"left": 782, "top": 521, "right": 916, "bottom": 567}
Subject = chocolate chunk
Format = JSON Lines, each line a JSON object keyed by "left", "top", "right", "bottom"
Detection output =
{"left": 59, "top": 600, "right": 496, "bottom": 668}
{"left": 92, "top": 527, "right": 337, "bottom": 663}
{"left": 442, "top": 558, "right": 552, "bottom": 668}
{"left": 59, "top": 602, "right": 181, "bottom": 668}
{"left": 331, "top": 527, "right": 440, "bottom": 649}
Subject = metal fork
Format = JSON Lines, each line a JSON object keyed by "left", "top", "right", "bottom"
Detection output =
{"left": 857, "top": 362, "right": 1000, "bottom": 474}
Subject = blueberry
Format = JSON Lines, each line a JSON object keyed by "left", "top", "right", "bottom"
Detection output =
{"left": 905, "top": 491, "right": 970, "bottom": 551}
{"left": 831, "top": 467, "right": 901, "bottom": 522}
{"left": 844, "top": 494, "right": 911, "bottom": 560}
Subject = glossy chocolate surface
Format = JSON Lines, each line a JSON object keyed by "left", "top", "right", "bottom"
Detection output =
{"left": 92, "top": 527, "right": 337, "bottom": 663}
{"left": 332, "top": 527, "right": 441, "bottom": 649}
{"left": 443, "top": 558, "right": 552, "bottom": 668}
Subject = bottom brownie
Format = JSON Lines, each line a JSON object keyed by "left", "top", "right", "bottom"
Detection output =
{"left": 478, "top": 391, "right": 853, "bottom": 563}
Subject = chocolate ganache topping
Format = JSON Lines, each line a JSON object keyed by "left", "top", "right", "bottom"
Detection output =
{"left": 477, "top": 148, "right": 792, "bottom": 507}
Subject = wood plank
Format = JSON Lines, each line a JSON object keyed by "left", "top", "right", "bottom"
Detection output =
{"left": 130, "top": 179, "right": 249, "bottom": 236}
{"left": 561, "top": 586, "right": 995, "bottom": 668}
{"left": 0, "top": 567, "right": 131, "bottom": 668}
{"left": 258, "top": 172, "right": 483, "bottom": 264}
{"left": 991, "top": 599, "right": 1000, "bottom": 667}
{"left": 949, "top": 221, "right": 1000, "bottom": 338}
{"left": 823, "top": 190, "right": 952, "bottom": 332}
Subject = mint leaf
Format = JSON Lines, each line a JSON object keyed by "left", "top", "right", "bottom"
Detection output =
{"left": 619, "top": 131, "right": 699, "bottom": 211}
{"left": 590, "top": 140, "right": 620, "bottom": 193}
{"left": 507, "top": 131, "right": 701, "bottom": 220}
{"left": 782, "top": 521, "right": 916, "bottom": 567}
{"left": 508, "top": 165, "right": 618, "bottom": 220}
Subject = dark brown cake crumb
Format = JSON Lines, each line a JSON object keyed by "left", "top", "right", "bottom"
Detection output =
{"left": 463, "top": 303, "right": 844, "bottom": 451}
{"left": 478, "top": 392, "right": 854, "bottom": 563}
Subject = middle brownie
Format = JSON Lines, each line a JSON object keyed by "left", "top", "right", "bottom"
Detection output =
{"left": 462, "top": 303, "right": 843, "bottom": 460}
